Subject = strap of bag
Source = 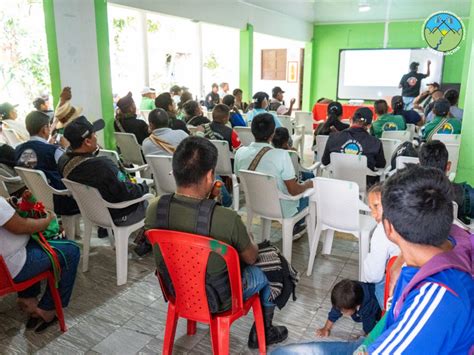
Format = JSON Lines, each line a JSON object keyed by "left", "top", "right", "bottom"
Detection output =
{"left": 62, "top": 155, "right": 93, "bottom": 179}
{"left": 248, "top": 146, "right": 272, "bottom": 171}
{"left": 156, "top": 193, "right": 174, "bottom": 229}
{"left": 148, "top": 134, "right": 176, "bottom": 154}
{"left": 427, "top": 118, "right": 449, "bottom": 141}
{"left": 115, "top": 114, "right": 126, "bottom": 133}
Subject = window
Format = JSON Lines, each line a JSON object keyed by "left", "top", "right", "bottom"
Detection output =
{"left": 261, "top": 49, "right": 287, "bottom": 80}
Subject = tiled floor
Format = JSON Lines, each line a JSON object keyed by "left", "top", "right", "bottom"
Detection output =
{"left": 0, "top": 210, "right": 363, "bottom": 354}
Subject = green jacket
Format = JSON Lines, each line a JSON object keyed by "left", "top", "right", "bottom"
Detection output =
{"left": 422, "top": 116, "right": 462, "bottom": 141}
{"left": 140, "top": 97, "right": 155, "bottom": 111}
{"left": 371, "top": 114, "right": 406, "bottom": 138}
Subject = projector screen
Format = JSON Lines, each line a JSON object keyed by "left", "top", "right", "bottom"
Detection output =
{"left": 337, "top": 48, "right": 444, "bottom": 100}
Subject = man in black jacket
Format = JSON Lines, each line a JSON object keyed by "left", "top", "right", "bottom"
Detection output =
{"left": 322, "top": 107, "right": 385, "bottom": 185}
{"left": 59, "top": 116, "right": 149, "bottom": 226}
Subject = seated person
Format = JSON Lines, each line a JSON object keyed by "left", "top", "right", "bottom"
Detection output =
{"left": 59, "top": 116, "right": 149, "bottom": 226}
{"left": 145, "top": 136, "right": 288, "bottom": 348}
{"left": 142, "top": 108, "right": 188, "bottom": 156}
{"left": 413, "top": 82, "right": 439, "bottom": 111}
{"left": 170, "top": 85, "right": 183, "bottom": 106}
{"left": 370, "top": 99, "right": 406, "bottom": 138}
{"left": 233, "top": 88, "right": 249, "bottom": 113}
{"left": 322, "top": 107, "right": 386, "bottom": 185}
{"left": 176, "top": 90, "right": 193, "bottom": 120}
{"left": 142, "top": 108, "right": 188, "bottom": 157}
{"left": 316, "top": 279, "right": 381, "bottom": 338}
{"left": 15, "top": 111, "right": 80, "bottom": 217}
{"left": 268, "top": 86, "right": 295, "bottom": 116}
{"left": 0, "top": 143, "right": 25, "bottom": 196}
{"left": 274, "top": 165, "right": 474, "bottom": 354}
{"left": 0, "top": 102, "right": 29, "bottom": 141}
{"left": 52, "top": 87, "right": 83, "bottom": 134}
{"left": 114, "top": 92, "right": 149, "bottom": 145}
{"left": 314, "top": 101, "right": 349, "bottom": 136}
{"left": 423, "top": 89, "right": 444, "bottom": 123}
{"left": 182, "top": 100, "right": 210, "bottom": 127}
{"left": 445, "top": 88, "right": 463, "bottom": 121}
{"left": 234, "top": 113, "right": 312, "bottom": 233}
{"left": 389, "top": 140, "right": 419, "bottom": 171}
{"left": 419, "top": 140, "right": 470, "bottom": 224}
{"left": 201, "top": 104, "right": 241, "bottom": 151}
{"left": 155, "top": 92, "right": 189, "bottom": 134}
{"left": 222, "top": 94, "right": 246, "bottom": 127}
{"left": 245, "top": 92, "right": 282, "bottom": 129}
{"left": 422, "top": 98, "right": 462, "bottom": 141}
{"left": 33, "top": 95, "right": 54, "bottom": 121}
{"left": 0, "top": 197, "right": 80, "bottom": 332}
{"left": 363, "top": 183, "right": 400, "bottom": 308}
{"left": 139, "top": 87, "right": 156, "bottom": 111}
{"left": 391, "top": 95, "right": 422, "bottom": 126}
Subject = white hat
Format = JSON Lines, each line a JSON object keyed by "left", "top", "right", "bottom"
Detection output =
{"left": 141, "top": 87, "right": 156, "bottom": 95}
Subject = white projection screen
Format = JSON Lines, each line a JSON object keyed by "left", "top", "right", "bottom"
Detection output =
{"left": 337, "top": 48, "right": 444, "bottom": 100}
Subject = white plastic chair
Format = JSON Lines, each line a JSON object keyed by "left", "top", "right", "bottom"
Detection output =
{"left": 210, "top": 140, "right": 240, "bottom": 211}
{"left": 395, "top": 156, "right": 419, "bottom": 170}
{"left": 146, "top": 155, "right": 176, "bottom": 195}
{"left": 2, "top": 128, "right": 25, "bottom": 147}
{"left": 327, "top": 153, "right": 377, "bottom": 196}
{"left": 0, "top": 174, "right": 22, "bottom": 199}
{"left": 294, "top": 112, "right": 314, "bottom": 136}
{"left": 15, "top": 167, "right": 79, "bottom": 239}
{"left": 445, "top": 143, "right": 460, "bottom": 178}
{"left": 382, "top": 130, "right": 412, "bottom": 142}
{"left": 239, "top": 169, "right": 311, "bottom": 263}
{"left": 206, "top": 111, "right": 213, "bottom": 120}
{"left": 187, "top": 125, "right": 198, "bottom": 136}
{"left": 380, "top": 138, "right": 401, "bottom": 169}
{"left": 288, "top": 151, "right": 319, "bottom": 181}
{"left": 307, "top": 177, "right": 376, "bottom": 280}
{"left": 114, "top": 132, "right": 149, "bottom": 177}
{"left": 234, "top": 127, "right": 254, "bottom": 146}
{"left": 406, "top": 123, "right": 417, "bottom": 137}
{"left": 432, "top": 133, "right": 461, "bottom": 144}
{"left": 62, "top": 178, "right": 153, "bottom": 285}
{"left": 278, "top": 115, "right": 305, "bottom": 157}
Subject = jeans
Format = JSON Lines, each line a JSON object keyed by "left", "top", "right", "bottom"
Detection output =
{"left": 374, "top": 280, "right": 385, "bottom": 309}
{"left": 14, "top": 239, "right": 80, "bottom": 311}
{"left": 295, "top": 197, "right": 309, "bottom": 227}
{"left": 300, "top": 171, "right": 315, "bottom": 182}
{"left": 216, "top": 176, "right": 233, "bottom": 208}
{"left": 272, "top": 338, "right": 364, "bottom": 355}
{"left": 242, "top": 265, "right": 274, "bottom": 308}
{"left": 402, "top": 96, "right": 415, "bottom": 110}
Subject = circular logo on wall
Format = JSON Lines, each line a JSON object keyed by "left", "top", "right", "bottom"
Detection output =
{"left": 423, "top": 12, "right": 465, "bottom": 55}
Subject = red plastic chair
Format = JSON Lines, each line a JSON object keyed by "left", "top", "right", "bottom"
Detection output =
{"left": 146, "top": 229, "right": 266, "bottom": 355}
{"left": 0, "top": 256, "right": 67, "bottom": 332}
{"left": 382, "top": 256, "right": 398, "bottom": 314}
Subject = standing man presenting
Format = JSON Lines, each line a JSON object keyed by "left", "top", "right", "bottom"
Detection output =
{"left": 399, "top": 60, "right": 431, "bottom": 110}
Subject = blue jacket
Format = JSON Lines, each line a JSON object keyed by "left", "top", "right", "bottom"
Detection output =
{"left": 229, "top": 112, "right": 246, "bottom": 127}
{"left": 369, "top": 226, "right": 474, "bottom": 354}
{"left": 328, "top": 282, "right": 381, "bottom": 334}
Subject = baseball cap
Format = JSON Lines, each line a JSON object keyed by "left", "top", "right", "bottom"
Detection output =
{"left": 25, "top": 111, "right": 51, "bottom": 136}
{"left": 0, "top": 102, "right": 18, "bottom": 119}
{"left": 353, "top": 107, "right": 373, "bottom": 124}
{"left": 64, "top": 116, "right": 105, "bottom": 147}
{"left": 433, "top": 98, "right": 450, "bottom": 117}
{"left": 141, "top": 87, "right": 156, "bottom": 95}
{"left": 272, "top": 86, "right": 285, "bottom": 97}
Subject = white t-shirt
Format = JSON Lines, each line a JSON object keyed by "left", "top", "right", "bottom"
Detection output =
{"left": 363, "top": 222, "right": 400, "bottom": 283}
{"left": 0, "top": 198, "right": 29, "bottom": 278}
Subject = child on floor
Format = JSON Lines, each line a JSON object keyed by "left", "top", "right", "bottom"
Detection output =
{"left": 316, "top": 279, "right": 381, "bottom": 337}
{"left": 363, "top": 184, "right": 400, "bottom": 308}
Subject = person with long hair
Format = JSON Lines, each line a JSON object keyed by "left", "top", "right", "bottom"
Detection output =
{"left": 315, "top": 102, "right": 348, "bottom": 136}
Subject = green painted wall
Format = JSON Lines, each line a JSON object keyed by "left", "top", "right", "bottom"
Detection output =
{"left": 310, "top": 20, "right": 469, "bottom": 106}
{"left": 94, "top": 0, "right": 115, "bottom": 150}
{"left": 456, "top": 0, "right": 474, "bottom": 184}
{"left": 42, "top": 0, "right": 61, "bottom": 107}
{"left": 239, "top": 24, "right": 253, "bottom": 103}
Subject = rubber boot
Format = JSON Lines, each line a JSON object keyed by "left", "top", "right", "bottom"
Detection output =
{"left": 248, "top": 306, "right": 288, "bottom": 349}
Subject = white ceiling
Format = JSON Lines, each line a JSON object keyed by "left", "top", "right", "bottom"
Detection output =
{"left": 239, "top": 0, "right": 472, "bottom": 23}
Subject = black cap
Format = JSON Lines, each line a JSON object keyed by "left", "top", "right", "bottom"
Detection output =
{"left": 0, "top": 102, "right": 18, "bottom": 119}
{"left": 64, "top": 116, "right": 105, "bottom": 147}
{"left": 353, "top": 107, "right": 373, "bottom": 124}
{"left": 433, "top": 98, "right": 450, "bottom": 117}
{"left": 272, "top": 86, "right": 285, "bottom": 98}
{"left": 25, "top": 111, "right": 50, "bottom": 136}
